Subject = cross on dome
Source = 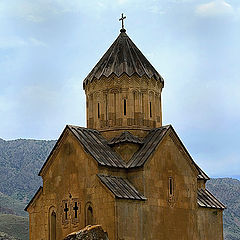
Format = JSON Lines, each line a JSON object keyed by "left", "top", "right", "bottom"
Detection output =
{"left": 119, "top": 13, "right": 126, "bottom": 32}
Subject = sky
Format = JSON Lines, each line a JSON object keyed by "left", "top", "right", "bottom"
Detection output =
{"left": 0, "top": 0, "right": 240, "bottom": 179}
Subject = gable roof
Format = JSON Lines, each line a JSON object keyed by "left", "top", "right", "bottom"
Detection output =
{"left": 108, "top": 131, "right": 143, "bottom": 145}
{"left": 127, "top": 125, "right": 209, "bottom": 180}
{"left": 38, "top": 124, "right": 208, "bottom": 181}
{"left": 69, "top": 126, "right": 126, "bottom": 168}
{"left": 83, "top": 30, "right": 164, "bottom": 89}
{"left": 127, "top": 126, "right": 170, "bottom": 168}
{"left": 98, "top": 174, "right": 146, "bottom": 200}
{"left": 38, "top": 125, "right": 126, "bottom": 176}
{"left": 197, "top": 188, "right": 225, "bottom": 209}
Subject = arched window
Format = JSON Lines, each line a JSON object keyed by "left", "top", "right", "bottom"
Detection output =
{"left": 86, "top": 203, "right": 94, "bottom": 226}
{"left": 124, "top": 99, "right": 127, "bottom": 116}
{"left": 149, "top": 102, "right": 152, "bottom": 118}
{"left": 169, "top": 177, "right": 174, "bottom": 196}
{"left": 50, "top": 211, "right": 56, "bottom": 240}
{"left": 98, "top": 103, "right": 100, "bottom": 119}
{"left": 105, "top": 94, "right": 108, "bottom": 123}
{"left": 133, "top": 92, "right": 136, "bottom": 114}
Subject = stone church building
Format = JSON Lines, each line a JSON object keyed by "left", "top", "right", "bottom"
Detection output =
{"left": 25, "top": 21, "right": 225, "bottom": 240}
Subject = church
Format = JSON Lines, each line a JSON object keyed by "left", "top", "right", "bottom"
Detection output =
{"left": 25, "top": 15, "right": 225, "bottom": 240}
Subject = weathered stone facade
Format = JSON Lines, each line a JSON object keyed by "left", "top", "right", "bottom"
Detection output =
{"left": 85, "top": 74, "right": 163, "bottom": 131}
{"left": 25, "top": 27, "right": 225, "bottom": 240}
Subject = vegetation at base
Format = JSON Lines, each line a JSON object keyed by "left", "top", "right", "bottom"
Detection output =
{"left": 0, "top": 138, "right": 239, "bottom": 240}
{"left": 0, "top": 214, "right": 28, "bottom": 240}
{"left": 0, "top": 231, "right": 17, "bottom": 240}
{"left": 0, "top": 192, "right": 26, "bottom": 217}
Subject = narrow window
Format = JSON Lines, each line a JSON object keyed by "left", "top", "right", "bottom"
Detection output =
{"left": 86, "top": 205, "right": 93, "bottom": 225}
{"left": 124, "top": 99, "right": 127, "bottom": 116}
{"left": 169, "top": 177, "right": 174, "bottom": 196}
{"left": 50, "top": 211, "right": 56, "bottom": 240}
{"left": 73, "top": 202, "right": 79, "bottom": 219}
{"left": 97, "top": 103, "right": 100, "bottom": 119}
{"left": 133, "top": 92, "right": 136, "bottom": 114}
{"left": 114, "top": 93, "right": 116, "bottom": 123}
{"left": 64, "top": 203, "right": 69, "bottom": 220}
{"left": 105, "top": 94, "right": 108, "bottom": 122}
{"left": 150, "top": 102, "right": 152, "bottom": 118}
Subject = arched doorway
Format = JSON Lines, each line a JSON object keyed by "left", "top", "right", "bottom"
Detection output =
{"left": 50, "top": 210, "right": 56, "bottom": 240}
{"left": 86, "top": 203, "right": 94, "bottom": 226}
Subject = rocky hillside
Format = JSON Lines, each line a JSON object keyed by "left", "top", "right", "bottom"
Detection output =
{"left": 0, "top": 138, "right": 239, "bottom": 240}
{"left": 0, "top": 138, "right": 56, "bottom": 202}
{"left": 207, "top": 178, "right": 240, "bottom": 240}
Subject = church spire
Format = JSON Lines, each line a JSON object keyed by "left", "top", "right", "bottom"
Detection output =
{"left": 83, "top": 30, "right": 164, "bottom": 88}
{"left": 83, "top": 20, "right": 164, "bottom": 134}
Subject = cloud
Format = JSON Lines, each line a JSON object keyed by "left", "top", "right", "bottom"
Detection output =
{"left": 196, "top": 0, "right": 234, "bottom": 17}
{"left": 0, "top": 36, "right": 27, "bottom": 49}
{"left": 117, "top": 0, "right": 128, "bottom": 4}
{"left": 149, "top": 5, "right": 165, "bottom": 14}
{"left": 0, "top": 36, "right": 46, "bottom": 49}
{"left": 29, "top": 38, "right": 47, "bottom": 47}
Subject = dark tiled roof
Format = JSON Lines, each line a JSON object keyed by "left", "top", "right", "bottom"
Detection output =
{"left": 126, "top": 125, "right": 209, "bottom": 180}
{"left": 25, "top": 186, "right": 43, "bottom": 211}
{"left": 197, "top": 189, "right": 225, "bottom": 209}
{"left": 197, "top": 168, "right": 209, "bottom": 181}
{"left": 98, "top": 174, "right": 146, "bottom": 200}
{"left": 83, "top": 30, "right": 164, "bottom": 89}
{"left": 108, "top": 131, "right": 143, "bottom": 145}
{"left": 69, "top": 126, "right": 126, "bottom": 168}
{"left": 38, "top": 124, "right": 208, "bottom": 182}
{"left": 127, "top": 126, "right": 170, "bottom": 168}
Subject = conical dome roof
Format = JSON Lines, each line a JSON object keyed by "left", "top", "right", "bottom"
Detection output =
{"left": 83, "top": 29, "right": 164, "bottom": 89}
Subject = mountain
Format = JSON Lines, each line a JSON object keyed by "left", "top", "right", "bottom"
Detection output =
{"left": 0, "top": 214, "right": 28, "bottom": 240}
{"left": 0, "top": 138, "right": 56, "bottom": 202}
{"left": 0, "top": 138, "right": 239, "bottom": 240}
{"left": 0, "top": 192, "right": 26, "bottom": 217}
{"left": 207, "top": 178, "right": 240, "bottom": 240}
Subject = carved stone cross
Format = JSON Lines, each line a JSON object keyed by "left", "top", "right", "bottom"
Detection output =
{"left": 73, "top": 202, "right": 79, "bottom": 218}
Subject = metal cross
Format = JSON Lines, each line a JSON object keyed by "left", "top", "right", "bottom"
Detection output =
{"left": 119, "top": 13, "right": 126, "bottom": 29}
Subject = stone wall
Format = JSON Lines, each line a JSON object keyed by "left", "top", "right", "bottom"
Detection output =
{"left": 28, "top": 130, "right": 116, "bottom": 240}
{"left": 84, "top": 73, "right": 163, "bottom": 132}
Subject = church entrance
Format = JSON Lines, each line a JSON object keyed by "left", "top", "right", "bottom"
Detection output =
{"left": 50, "top": 210, "right": 56, "bottom": 240}
{"left": 86, "top": 203, "right": 94, "bottom": 226}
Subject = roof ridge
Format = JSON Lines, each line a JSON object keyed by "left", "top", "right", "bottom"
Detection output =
{"left": 108, "top": 131, "right": 143, "bottom": 145}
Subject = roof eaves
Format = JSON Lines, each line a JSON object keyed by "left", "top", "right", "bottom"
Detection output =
{"left": 197, "top": 189, "right": 226, "bottom": 210}
{"left": 97, "top": 174, "right": 146, "bottom": 201}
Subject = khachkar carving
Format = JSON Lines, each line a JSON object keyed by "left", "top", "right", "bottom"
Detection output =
{"left": 84, "top": 74, "right": 163, "bottom": 131}
{"left": 61, "top": 194, "right": 80, "bottom": 227}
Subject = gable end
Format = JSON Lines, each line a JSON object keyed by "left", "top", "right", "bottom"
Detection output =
{"left": 38, "top": 126, "right": 70, "bottom": 177}
{"left": 24, "top": 186, "right": 43, "bottom": 212}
